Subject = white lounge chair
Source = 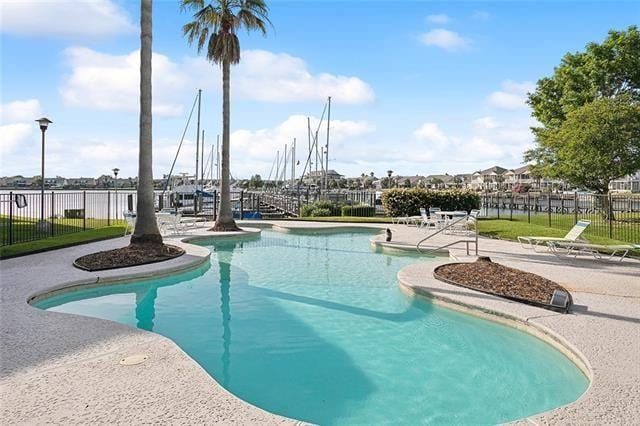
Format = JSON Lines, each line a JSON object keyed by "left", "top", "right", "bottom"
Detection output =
{"left": 518, "top": 220, "right": 591, "bottom": 251}
{"left": 548, "top": 241, "right": 640, "bottom": 262}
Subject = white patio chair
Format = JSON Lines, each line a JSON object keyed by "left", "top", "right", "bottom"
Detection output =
{"left": 123, "top": 211, "right": 136, "bottom": 236}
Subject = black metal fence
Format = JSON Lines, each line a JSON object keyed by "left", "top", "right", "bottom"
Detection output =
{"left": 481, "top": 192, "right": 640, "bottom": 243}
{"left": 0, "top": 191, "right": 140, "bottom": 246}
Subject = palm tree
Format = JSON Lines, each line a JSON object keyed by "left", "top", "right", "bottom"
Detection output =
{"left": 181, "top": 0, "right": 270, "bottom": 231}
{"left": 131, "top": 0, "right": 163, "bottom": 245}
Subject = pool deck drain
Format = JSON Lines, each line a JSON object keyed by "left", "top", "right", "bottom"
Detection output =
{"left": 1, "top": 220, "right": 639, "bottom": 424}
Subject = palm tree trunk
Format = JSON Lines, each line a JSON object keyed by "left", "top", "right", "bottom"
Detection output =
{"left": 131, "top": 0, "right": 162, "bottom": 244}
{"left": 211, "top": 59, "right": 239, "bottom": 231}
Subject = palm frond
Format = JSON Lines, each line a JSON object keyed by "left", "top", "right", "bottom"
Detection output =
{"left": 180, "top": 0, "right": 205, "bottom": 13}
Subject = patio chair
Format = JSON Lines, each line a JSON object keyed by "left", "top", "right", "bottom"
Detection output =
{"left": 548, "top": 241, "right": 640, "bottom": 262}
{"left": 419, "top": 208, "right": 440, "bottom": 229}
{"left": 517, "top": 220, "right": 591, "bottom": 251}
{"left": 123, "top": 211, "right": 136, "bottom": 236}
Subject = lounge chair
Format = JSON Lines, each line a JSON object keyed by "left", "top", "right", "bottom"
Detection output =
{"left": 548, "top": 241, "right": 640, "bottom": 262}
{"left": 518, "top": 220, "right": 591, "bottom": 251}
{"left": 418, "top": 208, "right": 440, "bottom": 229}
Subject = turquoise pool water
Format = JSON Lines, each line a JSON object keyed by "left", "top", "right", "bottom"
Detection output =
{"left": 36, "top": 230, "right": 588, "bottom": 425}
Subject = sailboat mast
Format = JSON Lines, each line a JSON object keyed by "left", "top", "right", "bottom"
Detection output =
{"left": 201, "top": 129, "right": 205, "bottom": 190}
{"left": 283, "top": 143, "right": 288, "bottom": 186}
{"left": 325, "top": 96, "right": 331, "bottom": 191}
{"left": 195, "top": 89, "right": 202, "bottom": 189}
{"left": 291, "top": 138, "right": 296, "bottom": 188}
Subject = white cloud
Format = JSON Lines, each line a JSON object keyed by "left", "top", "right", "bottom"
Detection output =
{"left": 60, "top": 47, "right": 203, "bottom": 117}
{"left": 486, "top": 80, "right": 535, "bottom": 110}
{"left": 408, "top": 116, "right": 535, "bottom": 167}
{"left": 0, "top": 123, "right": 33, "bottom": 156}
{"left": 0, "top": 0, "right": 136, "bottom": 38}
{"left": 413, "top": 122, "right": 449, "bottom": 144}
{"left": 472, "top": 116, "right": 499, "bottom": 130}
{"left": 419, "top": 29, "right": 470, "bottom": 51}
{"left": 59, "top": 48, "right": 375, "bottom": 115}
{"left": 233, "top": 50, "right": 374, "bottom": 104}
{"left": 0, "top": 99, "right": 42, "bottom": 156}
{"left": 426, "top": 14, "right": 450, "bottom": 25}
{"left": 1, "top": 99, "right": 41, "bottom": 123}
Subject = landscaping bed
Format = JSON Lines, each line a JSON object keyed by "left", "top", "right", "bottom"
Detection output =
{"left": 434, "top": 258, "right": 572, "bottom": 312}
{"left": 74, "top": 243, "right": 184, "bottom": 271}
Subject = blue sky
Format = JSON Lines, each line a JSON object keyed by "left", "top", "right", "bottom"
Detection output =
{"left": 1, "top": 0, "right": 638, "bottom": 180}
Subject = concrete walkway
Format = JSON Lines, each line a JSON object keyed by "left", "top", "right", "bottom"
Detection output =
{"left": 1, "top": 220, "right": 639, "bottom": 424}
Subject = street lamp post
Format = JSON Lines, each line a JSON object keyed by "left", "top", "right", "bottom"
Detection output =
{"left": 35, "top": 117, "right": 52, "bottom": 232}
{"left": 112, "top": 168, "right": 120, "bottom": 220}
{"left": 386, "top": 170, "right": 393, "bottom": 189}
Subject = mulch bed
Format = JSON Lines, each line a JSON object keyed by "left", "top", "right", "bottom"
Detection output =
{"left": 434, "top": 258, "right": 571, "bottom": 312}
{"left": 74, "top": 244, "right": 185, "bottom": 271}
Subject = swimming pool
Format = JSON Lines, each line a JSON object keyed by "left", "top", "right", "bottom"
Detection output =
{"left": 36, "top": 229, "right": 588, "bottom": 425}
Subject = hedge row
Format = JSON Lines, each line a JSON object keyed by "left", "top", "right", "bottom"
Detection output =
{"left": 341, "top": 205, "right": 376, "bottom": 217}
{"left": 381, "top": 189, "right": 480, "bottom": 217}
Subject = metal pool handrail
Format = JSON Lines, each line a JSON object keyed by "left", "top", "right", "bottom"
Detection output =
{"left": 416, "top": 215, "right": 479, "bottom": 256}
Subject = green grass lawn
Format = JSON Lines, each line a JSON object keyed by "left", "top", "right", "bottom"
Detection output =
{"left": 0, "top": 225, "right": 127, "bottom": 259}
{"left": 477, "top": 218, "right": 632, "bottom": 246}
{"left": 0, "top": 215, "right": 125, "bottom": 246}
{"left": 496, "top": 212, "right": 639, "bottom": 243}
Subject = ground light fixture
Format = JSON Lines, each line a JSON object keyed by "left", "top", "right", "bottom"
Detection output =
{"left": 35, "top": 117, "right": 53, "bottom": 233}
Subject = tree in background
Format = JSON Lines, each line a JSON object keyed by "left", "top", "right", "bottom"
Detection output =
{"left": 248, "top": 174, "right": 263, "bottom": 188}
{"left": 526, "top": 26, "right": 640, "bottom": 195}
{"left": 182, "top": 0, "right": 270, "bottom": 231}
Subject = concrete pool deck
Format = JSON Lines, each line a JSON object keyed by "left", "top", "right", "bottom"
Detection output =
{"left": 1, "top": 220, "right": 639, "bottom": 424}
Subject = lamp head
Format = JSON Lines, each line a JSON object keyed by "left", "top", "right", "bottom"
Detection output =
{"left": 112, "top": 167, "right": 120, "bottom": 177}
{"left": 35, "top": 117, "right": 53, "bottom": 131}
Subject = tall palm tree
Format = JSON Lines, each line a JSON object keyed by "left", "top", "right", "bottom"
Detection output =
{"left": 181, "top": 0, "right": 270, "bottom": 231}
{"left": 131, "top": 0, "right": 163, "bottom": 244}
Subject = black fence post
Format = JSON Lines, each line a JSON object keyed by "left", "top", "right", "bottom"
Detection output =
{"left": 574, "top": 192, "right": 578, "bottom": 225}
{"left": 547, "top": 192, "right": 552, "bottom": 227}
{"left": 510, "top": 192, "right": 513, "bottom": 220}
{"left": 609, "top": 192, "right": 613, "bottom": 239}
{"left": 83, "top": 190, "right": 87, "bottom": 231}
{"left": 527, "top": 192, "right": 531, "bottom": 223}
{"left": 213, "top": 190, "right": 218, "bottom": 220}
{"left": 496, "top": 192, "right": 500, "bottom": 219}
{"left": 8, "top": 192, "right": 13, "bottom": 245}
{"left": 51, "top": 191, "right": 55, "bottom": 237}
{"left": 240, "top": 190, "right": 244, "bottom": 220}
{"left": 107, "top": 190, "right": 111, "bottom": 226}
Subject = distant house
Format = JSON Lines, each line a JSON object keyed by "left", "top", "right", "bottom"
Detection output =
{"left": 470, "top": 166, "right": 509, "bottom": 190}
{"left": 65, "top": 177, "right": 96, "bottom": 188}
{"left": 609, "top": 172, "right": 640, "bottom": 192}
{"left": 303, "top": 170, "right": 343, "bottom": 186}
{"left": 45, "top": 176, "right": 67, "bottom": 189}
{"left": 1, "top": 175, "right": 34, "bottom": 188}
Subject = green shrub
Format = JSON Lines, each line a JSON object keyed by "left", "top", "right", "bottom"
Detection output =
{"left": 300, "top": 200, "right": 342, "bottom": 217}
{"left": 312, "top": 208, "right": 333, "bottom": 217}
{"left": 381, "top": 189, "right": 480, "bottom": 217}
{"left": 341, "top": 205, "right": 376, "bottom": 217}
{"left": 299, "top": 204, "right": 315, "bottom": 217}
